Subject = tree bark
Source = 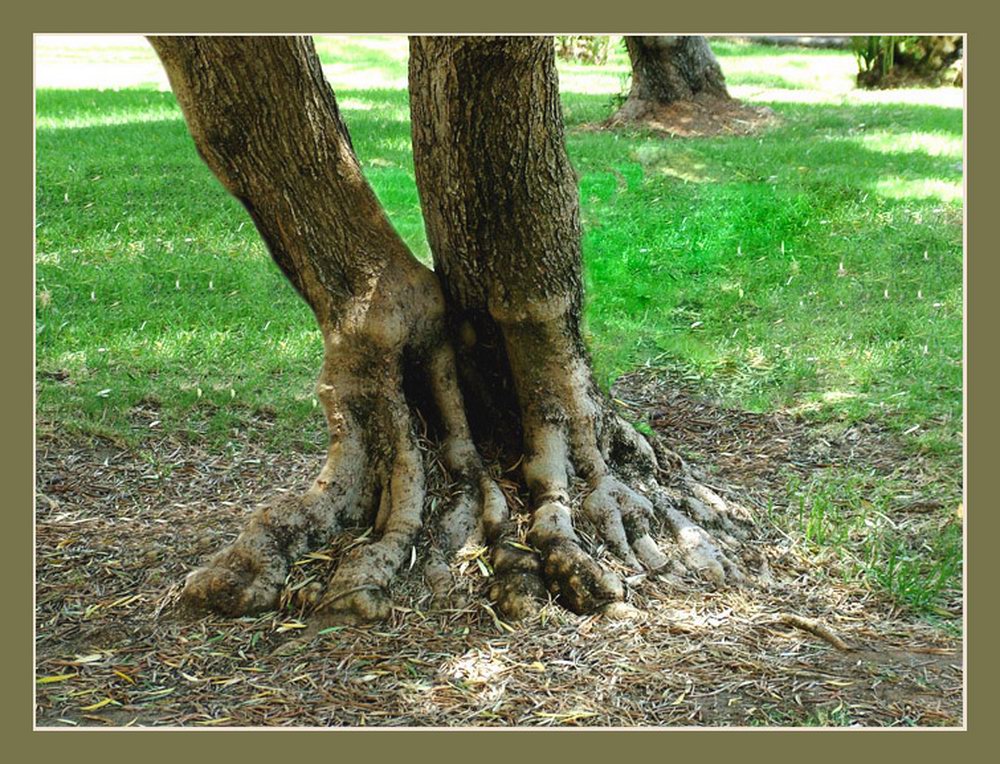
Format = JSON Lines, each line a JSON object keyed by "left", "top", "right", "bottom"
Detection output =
{"left": 152, "top": 35, "right": 751, "bottom": 625}
{"left": 409, "top": 36, "right": 746, "bottom": 615}
{"left": 607, "top": 36, "right": 774, "bottom": 136}
{"left": 608, "top": 36, "right": 735, "bottom": 126}
{"left": 149, "top": 36, "right": 515, "bottom": 624}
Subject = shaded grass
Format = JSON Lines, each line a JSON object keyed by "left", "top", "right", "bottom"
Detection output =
{"left": 779, "top": 470, "right": 962, "bottom": 619}
{"left": 35, "top": 86, "right": 423, "bottom": 449}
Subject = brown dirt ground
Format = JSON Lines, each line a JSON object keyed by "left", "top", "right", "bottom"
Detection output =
{"left": 599, "top": 95, "right": 778, "bottom": 138}
{"left": 35, "top": 370, "right": 962, "bottom": 728}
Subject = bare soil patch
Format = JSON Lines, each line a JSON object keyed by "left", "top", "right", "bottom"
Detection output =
{"left": 599, "top": 96, "right": 778, "bottom": 138}
{"left": 35, "top": 373, "right": 962, "bottom": 727}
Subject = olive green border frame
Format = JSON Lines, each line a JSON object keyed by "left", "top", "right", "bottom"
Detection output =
{"left": 7, "top": 0, "right": 988, "bottom": 758}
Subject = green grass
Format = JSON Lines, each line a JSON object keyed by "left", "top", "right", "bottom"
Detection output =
{"left": 571, "top": 97, "right": 961, "bottom": 442}
{"left": 35, "top": 38, "right": 962, "bottom": 452}
{"left": 750, "top": 702, "right": 858, "bottom": 727}
{"left": 779, "top": 470, "right": 962, "bottom": 617}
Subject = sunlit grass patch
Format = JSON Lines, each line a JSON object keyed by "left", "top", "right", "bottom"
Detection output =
{"left": 873, "top": 177, "right": 962, "bottom": 203}
{"left": 853, "top": 130, "right": 962, "bottom": 159}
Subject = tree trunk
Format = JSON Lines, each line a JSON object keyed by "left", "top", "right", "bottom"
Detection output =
{"left": 149, "top": 36, "right": 518, "bottom": 624}
{"left": 607, "top": 36, "right": 771, "bottom": 136}
{"left": 152, "top": 35, "right": 751, "bottom": 625}
{"left": 616, "top": 36, "right": 730, "bottom": 121}
{"left": 409, "top": 36, "right": 748, "bottom": 615}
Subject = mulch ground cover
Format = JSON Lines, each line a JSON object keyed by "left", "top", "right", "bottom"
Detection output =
{"left": 35, "top": 371, "right": 962, "bottom": 727}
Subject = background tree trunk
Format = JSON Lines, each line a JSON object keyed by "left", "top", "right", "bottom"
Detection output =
{"left": 616, "top": 36, "right": 730, "bottom": 121}
{"left": 607, "top": 36, "right": 773, "bottom": 136}
{"left": 854, "top": 35, "right": 963, "bottom": 89}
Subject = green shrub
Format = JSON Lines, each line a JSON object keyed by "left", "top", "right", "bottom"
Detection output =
{"left": 555, "top": 35, "right": 612, "bottom": 65}
{"left": 852, "top": 36, "right": 963, "bottom": 88}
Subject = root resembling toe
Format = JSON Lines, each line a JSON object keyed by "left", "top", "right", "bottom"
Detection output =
{"left": 527, "top": 502, "right": 624, "bottom": 614}
{"left": 539, "top": 540, "right": 624, "bottom": 614}
{"left": 180, "top": 552, "right": 283, "bottom": 617}
{"left": 314, "top": 537, "right": 407, "bottom": 625}
{"left": 682, "top": 480, "right": 751, "bottom": 538}
{"left": 315, "top": 585, "right": 392, "bottom": 625}
{"left": 489, "top": 573, "right": 544, "bottom": 620}
{"left": 655, "top": 492, "right": 746, "bottom": 588}
{"left": 600, "top": 600, "right": 645, "bottom": 620}
{"left": 425, "top": 557, "right": 469, "bottom": 610}
{"left": 583, "top": 475, "right": 669, "bottom": 572}
{"left": 489, "top": 543, "right": 546, "bottom": 620}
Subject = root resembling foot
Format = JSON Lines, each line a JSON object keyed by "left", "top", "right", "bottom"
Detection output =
{"left": 529, "top": 502, "right": 624, "bottom": 614}
{"left": 180, "top": 553, "right": 285, "bottom": 616}
{"left": 489, "top": 542, "right": 546, "bottom": 620}
{"left": 178, "top": 494, "right": 314, "bottom": 616}
{"left": 539, "top": 539, "right": 624, "bottom": 613}
{"left": 583, "top": 475, "right": 668, "bottom": 572}
{"left": 653, "top": 484, "right": 747, "bottom": 587}
{"left": 315, "top": 584, "right": 392, "bottom": 625}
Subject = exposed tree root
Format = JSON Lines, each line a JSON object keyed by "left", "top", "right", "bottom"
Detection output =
{"left": 180, "top": 357, "right": 759, "bottom": 626}
{"left": 777, "top": 613, "right": 853, "bottom": 651}
{"left": 180, "top": 298, "right": 759, "bottom": 625}
{"left": 157, "top": 35, "right": 760, "bottom": 629}
{"left": 478, "top": 301, "right": 757, "bottom": 618}
{"left": 179, "top": 257, "right": 528, "bottom": 625}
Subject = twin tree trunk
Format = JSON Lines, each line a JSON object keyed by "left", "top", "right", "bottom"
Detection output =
{"left": 150, "top": 36, "right": 748, "bottom": 626}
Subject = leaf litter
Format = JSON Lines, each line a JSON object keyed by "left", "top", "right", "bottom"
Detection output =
{"left": 35, "top": 371, "right": 962, "bottom": 727}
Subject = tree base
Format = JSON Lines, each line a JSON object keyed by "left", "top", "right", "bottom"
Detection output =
{"left": 856, "top": 67, "right": 962, "bottom": 90}
{"left": 176, "top": 422, "right": 760, "bottom": 626}
{"left": 604, "top": 95, "right": 777, "bottom": 138}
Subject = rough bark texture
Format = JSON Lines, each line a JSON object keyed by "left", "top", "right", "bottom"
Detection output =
{"left": 617, "top": 36, "right": 730, "bottom": 121}
{"left": 149, "top": 36, "right": 510, "bottom": 624}
{"left": 407, "top": 37, "right": 583, "bottom": 447}
{"left": 152, "top": 35, "right": 752, "bottom": 626}
{"left": 607, "top": 36, "right": 774, "bottom": 137}
{"left": 409, "top": 37, "right": 746, "bottom": 616}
